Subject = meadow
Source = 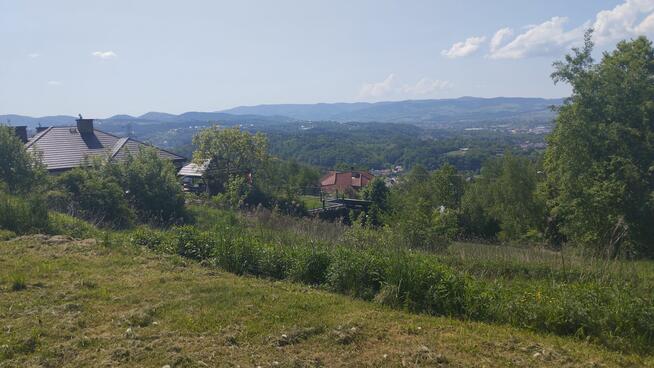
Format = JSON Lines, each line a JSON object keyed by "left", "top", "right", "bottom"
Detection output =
{"left": 2, "top": 197, "right": 653, "bottom": 363}
{"left": 123, "top": 205, "right": 654, "bottom": 355}
{"left": 1, "top": 235, "right": 651, "bottom": 367}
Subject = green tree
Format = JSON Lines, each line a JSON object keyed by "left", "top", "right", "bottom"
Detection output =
{"left": 429, "top": 164, "right": 464, "bottom": 209}
{"left": 488, "top": 153, "right": 545, "bottom": 240}
{"left": 0, "top": 126, "right": 45, "bottom": 194}
{"left": 56, "top": 163, "right": 135, "bottom": 228}
{"left": 388, "top": 165, "right": 463, "bottom": 250}
{"left": 545, "top": 32, "right": 654, "bottom": 257}
{"left": 462, "top": 153, "right": 544, "bottom": 241}
{"left": 361, "top": 177, "right": 390, "bottom": 226}
{"left": 193, "top": 126, "right": 269, "bottom": 194}
{"left": 119, "top": 147, "right": 187, "bottom": 225}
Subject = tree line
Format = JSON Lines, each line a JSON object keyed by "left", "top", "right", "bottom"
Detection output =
{"left": 357, "top": 32, "right": 654, "bottom": 258}
{"left": 1, "top": 32, "right": 652, "bottom": 258}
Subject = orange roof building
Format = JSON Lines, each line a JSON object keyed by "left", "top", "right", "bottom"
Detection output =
{"left": 320, "top": 170, "right": 374, "bottom": 194}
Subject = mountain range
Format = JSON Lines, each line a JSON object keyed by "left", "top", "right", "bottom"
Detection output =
{"left": 1, "top": 96, "right": 563, "bottom": 129}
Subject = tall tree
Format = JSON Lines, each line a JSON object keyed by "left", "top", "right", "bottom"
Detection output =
{"left": 0, "top": 126, "right": 45, "bottom": 194}
{"left": 545, "top": 31, "right": 654, "bottom": 257}
{"left": 193, "top": 126, "right": 269, "bottom": 194}
{"left": 361, "top": 177, "right": 390, "bottom": 226}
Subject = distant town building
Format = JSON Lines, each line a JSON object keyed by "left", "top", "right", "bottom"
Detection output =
{"left": 22, "top": 118, "right": 186, "bottom": 173}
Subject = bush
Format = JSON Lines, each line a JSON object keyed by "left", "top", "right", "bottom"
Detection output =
{"left": 0, "top": 125, "right": 46, "bottom": 194}
{"left": 289, "top": 247, "right": 332, "bottom": 285}
{"left": 56, "top": 167, "right": 135, "bottom": 228}
{"left": 0, "top": 191, "right": 49, "bottom": 234}
{"left": 0, "top": 229, "right": 16, "bottom": 241}
{"left": 130, "top": 226, "right": 169, "bottom": 251}
{"left": 47, "top": 212, "right": 99, "bottom": 239}
{"left": 379, "top": 252, "right": 466, "bottom": 316}
{"left": 214, "top": 235, "right": 265, "bottom": 275}
{"left": 327, "top": 247, "right": 385, "bottom": 300}
{"left": 120, "top": 148, "right": 187, "bottom": 225}
{"left": 258, "top": 244, "right": 294, "bottom": 279}
{"left": 168, "top": 226, "right": 214, "bottom": 260}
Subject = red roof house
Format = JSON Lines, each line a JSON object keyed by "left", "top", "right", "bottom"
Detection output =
{"left": 320, "top": 170, "right": 374, "bottom": 195}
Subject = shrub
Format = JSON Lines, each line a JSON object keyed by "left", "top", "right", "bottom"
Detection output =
{"left": 168, "top": 226, "right": 214, "bottom": 260}
{"left": 380, "top": 252, "right": 466, "bottom": 316}
{"left": 130, "top": 226, "right": 168, "bottom": 251}
{"left": 0, "top": 191, "right": 49, "bottom": 234}
{"left": 0, "top": 125, "right": 46, "bottom": 194}
{"left": 0, "top": 229, "right": 16, "bottom": 241}
{"left": 258, "top": 244, "right": 294, "bottom": 279}
{"left": 327, "top": 247, "right": 385, "bottom": 300}
{"left": 119, "top": 148, "right": 187, "bottom": 225}
{"left": 47, "top": 212, "right": 99, "bottom": 239}
{"left": 56, "top": 167, "right": 135, "bottom": 228}
{"left": 289, "top": 247, "right": 332, "bottom": 285}
{"left": 214, "top": 235, "right": 263, "bottom": 275}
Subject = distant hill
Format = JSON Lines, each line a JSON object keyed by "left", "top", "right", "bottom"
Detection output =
{"left": 0, "top": 114, "right": 78, "bottom": 128}
{"left": 0, "top": 112, "right": 293, "bottom": 129}
{"left": 1, "top": 96, "right": 563, "bottom": 131}
{"left": 221, "top": 97, "right": 563, "bottom": 124}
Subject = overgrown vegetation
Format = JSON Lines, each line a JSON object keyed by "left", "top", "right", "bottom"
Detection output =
{"left": 126, "top": 208, "right": 654, "bottom": 354}
{"left": 3, "top": 237, "right": 646, "bottom": 367}
{"left": 545, "top": 32, "right": 654, "bottom": 257}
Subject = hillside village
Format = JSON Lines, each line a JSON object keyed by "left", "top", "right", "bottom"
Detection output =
{"left": 3, "top": 1, "right": 654, "bottom": 367}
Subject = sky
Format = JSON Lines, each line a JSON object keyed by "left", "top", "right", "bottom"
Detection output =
{"left": 2, "top": 0, "right": 654, "bottom": 117}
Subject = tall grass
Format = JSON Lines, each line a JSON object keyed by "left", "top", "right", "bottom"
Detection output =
{"left": 0, "top": 191, "right": 49, "bottom": 234}
{"left": 128, "top": 214, "right": 654, "bottom": 354}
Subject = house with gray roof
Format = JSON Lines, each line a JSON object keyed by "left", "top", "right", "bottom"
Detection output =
{"left": 24, "top": 118, "right": 186, "bottom": 173}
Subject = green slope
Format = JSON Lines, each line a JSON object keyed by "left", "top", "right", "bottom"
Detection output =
{"left": 0, "top": 236, "right": 650, "bottom": 367}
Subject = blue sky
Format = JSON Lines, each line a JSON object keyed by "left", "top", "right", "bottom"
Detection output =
{"left": 2, "top": 0, "right": 653, "bottom": 117}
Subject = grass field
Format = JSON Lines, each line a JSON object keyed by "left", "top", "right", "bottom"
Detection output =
{"left": 299, "top": 195, "right": 323, "bottom": 210}
{"left": 1, "top": 236, "right": 652, "bottom": 367}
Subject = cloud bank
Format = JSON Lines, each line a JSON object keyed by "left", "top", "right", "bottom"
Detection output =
{"left": 443, "top": 0, "right": 654, "bottom": 60}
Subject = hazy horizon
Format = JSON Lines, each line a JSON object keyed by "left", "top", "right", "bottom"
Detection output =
{"left": 2, "top": 0, "right": 653, "bottom": 116}
{"left": 1, "top": 95, "right": 565, "bottom": 120}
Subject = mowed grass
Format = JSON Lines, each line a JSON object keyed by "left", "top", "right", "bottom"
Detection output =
{"left": 0, "top": 238, "right": 652, "bottom": 368}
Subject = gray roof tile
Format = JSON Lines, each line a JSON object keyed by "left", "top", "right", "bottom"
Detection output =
{"left": 26, "top": 126, "right": 185, "bottom": 171}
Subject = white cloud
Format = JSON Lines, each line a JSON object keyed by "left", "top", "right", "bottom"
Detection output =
{"left": 485, "top": 0, "right": 654, "bottom": 60}
{"left": 401, "top": 78, "right": 453, "bottom": 95}
{"left": 92, "top": 51, "right": 117, "bottom": 59}
{"left": 441, "top": 36, "right": 486, "bottom": 58}
{"left": 28, "top": 53, "right": 40, "bottom": 59}
{"left": 490, "top": 27, "right": 514, "bottom": 53}
{"left": 488, "top": 17, "right": 585, "bottom": 59}
{"left": 593, "top": 0, "right": 654, "bottom": 44}
{"left": 47, "top": 80, "right": 62, "bottom": 86}
{"left": 358, "top": 73, "right": 396, "bottom": 98}
{"left": 636, "top": 12, "right": 654, "bottom": 34}
{"left": 359, "top": 74, "right": 452, "bottom": 99}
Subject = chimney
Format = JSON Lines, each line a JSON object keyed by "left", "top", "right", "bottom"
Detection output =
{"left": 13, "top": 126, "right": 28, "bottom": 143}
{"left": 76, "top": 118, "right": 94, "bottom": 134}
{"left": 36, "top": 126, "right": 49, "bottom": 133}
